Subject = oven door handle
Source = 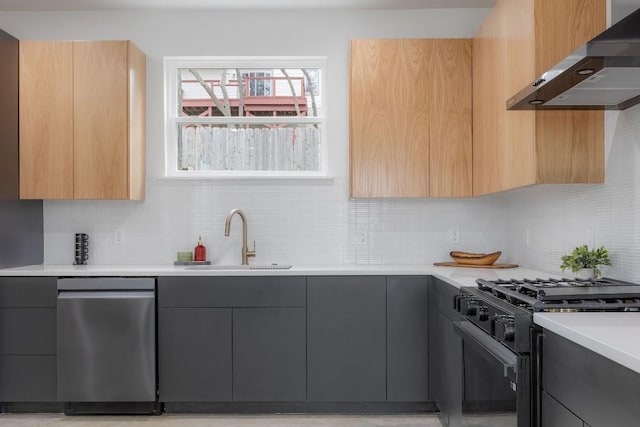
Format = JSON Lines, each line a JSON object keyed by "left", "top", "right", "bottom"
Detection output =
{"left": 452, "top": 320, "right": 518, "bottom": 379}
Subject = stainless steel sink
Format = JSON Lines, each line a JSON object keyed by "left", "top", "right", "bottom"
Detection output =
{"left": 185, "top": 264, "right": 292, "bottom": 271}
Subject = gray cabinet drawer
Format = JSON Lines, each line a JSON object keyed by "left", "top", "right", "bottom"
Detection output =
{"left": 158, "top": 276, "right": 306, "bottom": 308}
{"left": 0, "top": 277, "right": 57, "bottom": 307}
{"left": 541, "top": 390, "right": 584, "bottom": 427}
{"left": 0, "top": 308, "right": 56, "bottom": 354}
{"left": 0, "top": 355, "right": 57, "bottom": 402}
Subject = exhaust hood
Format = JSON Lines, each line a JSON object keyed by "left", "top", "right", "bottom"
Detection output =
{"left": 507, "top": 6, "right": 640, "bottom": 110}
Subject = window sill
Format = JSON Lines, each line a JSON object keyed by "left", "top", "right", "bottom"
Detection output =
{"left": 159, "top": 172, "right": 335, "bottom": 182}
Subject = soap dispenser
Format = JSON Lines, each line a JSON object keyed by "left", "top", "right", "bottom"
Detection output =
{"left": 194, "top": 236, "right": 207, "bottom": 262}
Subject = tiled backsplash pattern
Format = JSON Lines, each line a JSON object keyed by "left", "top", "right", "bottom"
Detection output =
{"left": 505, "top": 107, "right": 640, "bottom": 281}
{"left": 44, "top": 178, "right": 507, "bottom": 266}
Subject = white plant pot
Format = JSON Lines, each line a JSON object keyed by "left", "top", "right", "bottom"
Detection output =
{"left": 574, "top": 269, "right": 594, "bottom": 280}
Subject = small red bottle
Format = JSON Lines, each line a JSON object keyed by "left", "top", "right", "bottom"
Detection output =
{"left": 194, "top": 236, "right": 206, "bottom": 262}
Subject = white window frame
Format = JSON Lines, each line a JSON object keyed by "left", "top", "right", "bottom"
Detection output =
{"left": 164, "top": 56, "right": 328, "bottom": 179}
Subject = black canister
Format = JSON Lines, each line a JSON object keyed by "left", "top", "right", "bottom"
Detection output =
{"left": 74, "top": 233, "right": 89, "bottom": 265}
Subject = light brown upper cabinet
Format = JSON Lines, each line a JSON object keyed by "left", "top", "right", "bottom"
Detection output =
{"left": 350, "top": 39, "right": 472, "bottom": 198}
{"left": 19, "top": 41, "right": 146, "bottom": 200}
{"left": 473, "top": 0, "right": 606, "bottom": 196}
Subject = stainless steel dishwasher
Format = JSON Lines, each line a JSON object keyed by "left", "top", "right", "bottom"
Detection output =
{"left": 57, "top": 278, "right": 159, "bottom": 414}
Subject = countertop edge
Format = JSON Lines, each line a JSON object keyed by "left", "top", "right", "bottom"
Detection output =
{"left": 0, "top": 264, "right": 550, "bottom": 289}
{"left": 534, "top": 312, "right": 640, "bottom": 375}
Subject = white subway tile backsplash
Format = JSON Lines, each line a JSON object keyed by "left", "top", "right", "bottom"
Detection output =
{"left": 505, "top": 104, "right": 640, "bottom": 281}
{"left": 43, "top": 176, "right": 507, "bottom": 267}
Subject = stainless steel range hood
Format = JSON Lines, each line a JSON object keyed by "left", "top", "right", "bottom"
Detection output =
{"left": 507, "top": 6, "right": 640, "bottom": 110}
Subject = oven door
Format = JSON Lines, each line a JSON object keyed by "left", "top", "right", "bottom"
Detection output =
{"left": 452, "top": 320, "right": 532, "bottom": 427}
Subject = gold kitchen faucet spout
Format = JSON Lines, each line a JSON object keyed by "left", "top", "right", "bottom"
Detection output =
{"left": 224, "top": 209, "right": 256, "bottom": 265}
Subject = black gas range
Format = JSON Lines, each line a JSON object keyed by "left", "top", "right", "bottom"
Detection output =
{"left": 452, "top": 277, "right": 640, "bottom": 427}
{"left": 457, "top": 277, "right": 640, "bottom": 353}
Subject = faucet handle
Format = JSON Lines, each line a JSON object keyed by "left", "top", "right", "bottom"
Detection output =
{"left": 248, "top": 240, "right": 256, "bottom": 258}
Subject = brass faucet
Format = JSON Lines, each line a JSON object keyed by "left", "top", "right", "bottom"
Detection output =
{"left": 224, "top": 209, "right": 256, "bottom": 265}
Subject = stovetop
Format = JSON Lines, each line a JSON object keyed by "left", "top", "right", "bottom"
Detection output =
{"left": 455, "top": 277, "right": 640, "bottom": 353}
{"left": 476, "top": 277, "right": 640, "bottom": 312}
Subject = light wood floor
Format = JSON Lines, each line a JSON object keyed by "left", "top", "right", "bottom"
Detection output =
{"left": 0, "top": 412, "right": 520, "bottom": 426}
{"left": 0, "top": 414, "right": 444, "bottom": 427}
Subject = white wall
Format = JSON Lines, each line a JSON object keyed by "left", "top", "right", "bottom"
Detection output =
{"left": 505, "top": 106, "right": 640, "bottom": 281}
{"left": 0, "top": 8, "right": 511, "bottom": 266}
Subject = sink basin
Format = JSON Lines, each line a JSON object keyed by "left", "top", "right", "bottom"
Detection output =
{"left": 185, "top": 264, "right": 292, "bottom": 271}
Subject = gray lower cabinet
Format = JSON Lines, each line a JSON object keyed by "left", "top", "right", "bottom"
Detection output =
{"left": 0, "top": 277, "right": 57, "bottom": 402}
{"left": 541, "top": 391, "right": 584, "bottom": 427}
{"left": 542, "top": 329, "right": 639, "bottom": 427}
{"left": 428, "top": 277, "right": 462, "bottom": 427}
{"left": 307, "top": 276, "right": 386, "bottom": 402}
{"left": 387, "top": 276, "right": 428, "bottom": 402}
{"left": 233, "top": 307, "right": 306, "bottom": 401}
{"left": 158, "top": 308, "right": 232, "bottom": 401}
{"left": 157, "top": 276, "right": 306, "bottom": 403}
{"left": 159, "top": 275, "right": 429, "bottom": 405}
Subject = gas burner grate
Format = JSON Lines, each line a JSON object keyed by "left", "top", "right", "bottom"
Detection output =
{"left": 476, "top": 277, "right": 640, "bottom": 312}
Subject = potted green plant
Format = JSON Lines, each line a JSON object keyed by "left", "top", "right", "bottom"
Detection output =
{"left": 560, "top": 245, "right": 612, "bottom": 278}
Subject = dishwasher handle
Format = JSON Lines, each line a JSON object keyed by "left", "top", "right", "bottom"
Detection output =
{"left": 57, "top": 278, "right": 155, "bottom": 291}
{"left": 58, "top": 290, "right": 154, "bottom": 300}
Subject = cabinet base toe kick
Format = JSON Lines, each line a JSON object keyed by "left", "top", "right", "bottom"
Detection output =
{"left": 62, "top": 402, "right": 161, "bottom": 416}
{"left": 162, "top": 402, "right": 437, "bottom": 414}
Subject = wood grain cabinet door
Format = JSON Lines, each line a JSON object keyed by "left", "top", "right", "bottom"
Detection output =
{"left": 19, "top": 40, "right": 145, "bottom": 200}
{"left": 73, "top": 41, "right": 129, "bottom": 200}
{"left": 350, "top": 39, "right": 431, "bottom": 198}
{"left": 349, "top": 39, "right": 472, "bottom": 198}
{"left": 429, "top": 39, "right": 472, "bottom": 198}
{"left": 19, "top": 41, "right": 74, "bottom": 199}
{"left": 73, "top": 41, "right": 146, "bottom": 200}
{"left": 472, "top": 0, "right": 605, "bottom": 196}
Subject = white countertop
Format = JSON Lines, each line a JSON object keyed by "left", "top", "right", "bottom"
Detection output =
{"left": 0, "top": 263, "right": 551, "bottom": 288}
{"left": 534, "top": 312, "right": 640, "bottom": 374}
{"left": 3, "top": 262, "right": 639, "bottom": 375}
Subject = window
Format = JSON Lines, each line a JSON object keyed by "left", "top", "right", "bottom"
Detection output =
{"left": 242, "top": 71, "right": 272, "bottom": 97}
{"left": 164, "top": 57, "right": 327, "bottom": 177}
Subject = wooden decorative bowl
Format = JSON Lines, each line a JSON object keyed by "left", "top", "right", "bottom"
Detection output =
{"left": 449, "top": 251, "right": 502, "bottom": 266}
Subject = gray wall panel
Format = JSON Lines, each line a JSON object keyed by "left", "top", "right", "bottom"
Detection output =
{"left": 0, "top": 29, "right": 44, "bottom": 268}
{"left": 0, "top": 200, "right": 44, "bottom": 268}
{"left": 0, "top": 28, "right": 19, "bottom": 199}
